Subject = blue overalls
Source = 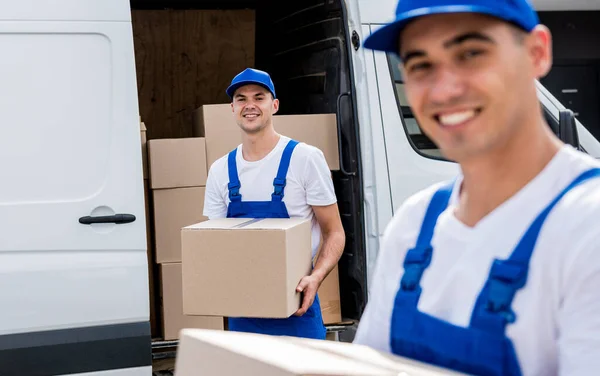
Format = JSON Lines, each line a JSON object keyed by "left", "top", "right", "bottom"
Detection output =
{"left": 390, "top": 168, "right": 600, "bottom": 376}
{"left": 225, "top": 139, "right": 327, "bottom": 340}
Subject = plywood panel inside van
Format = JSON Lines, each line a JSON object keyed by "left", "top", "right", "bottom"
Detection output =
{"left": 132, "top": 9, "right": 255, "bottom": 140}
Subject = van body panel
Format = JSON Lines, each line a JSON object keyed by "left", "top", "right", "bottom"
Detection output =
{"left": 355, "top": 23, "right": 394, "bottom": 286}
{"left": 0, "top": 0, "right": 130, "bottom": 22}
{"left": 0, "top": 19, "right": 147, "bottom": 334}
{"left": 0, "top": 5, "right": 149, "bottom": 374}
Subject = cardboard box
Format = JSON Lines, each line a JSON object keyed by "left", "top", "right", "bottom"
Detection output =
{"left": 192, "top": 104, "right": 339, "bottom": 170}
{"left": 181, "top": 218, "right": 313, "bottom": 318}
{"left": 140, "top": 121, "right": 148, "bottom": 179}
{"left": 192, "top": 105, "right": 240, "bottom": 170}
{"left": 148, "top": 137, "right": 207, "bottom": 189}
{"left": 318, "top": 264, "right": 342, "bottom": 325}
{"left": 160, "top": 264, "right": 224, "bottom": 340}
{"left": 153, "top": 187, "right": 207, "bottom": 264}
{"left": 174, "top": 329, "right": 466, "bottom": 376}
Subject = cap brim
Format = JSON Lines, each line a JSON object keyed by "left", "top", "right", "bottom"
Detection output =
{"left": 363, "top": 4, "right": 527, "bottom": 54}
{"left": 226, "top": 80, "right": 275, "bottom": 98}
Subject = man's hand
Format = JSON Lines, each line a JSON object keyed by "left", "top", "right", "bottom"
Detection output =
{"left": 293, "top": 274, "right": 322, "bottom": 316}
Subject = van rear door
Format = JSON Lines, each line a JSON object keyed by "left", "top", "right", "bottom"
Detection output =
{"left": 0, "top": 0, "right": 151, "bottom": 375}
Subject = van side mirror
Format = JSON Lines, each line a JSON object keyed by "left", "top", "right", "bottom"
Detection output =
{"left": 558, "top": 109, "right": 580, "bottom": 149}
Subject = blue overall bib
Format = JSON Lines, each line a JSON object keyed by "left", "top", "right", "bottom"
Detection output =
{"left": 225, "top": 139, "right": 327, "bottom": 339}
{"left": 390, "top": 168, "right": 600, "bottom": 376}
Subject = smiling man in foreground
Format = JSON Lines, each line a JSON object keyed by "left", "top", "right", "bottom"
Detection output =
{"left": 353, "top": 0, "right": 600, "bottom": 375}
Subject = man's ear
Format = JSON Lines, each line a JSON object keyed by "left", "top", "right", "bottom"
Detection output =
{"left": 230, "top": 102, "right": 234, "bottom": 112}
{"left": 527, "top": 24, "right": 553, "bottom": 79}
{"left": 273, "top": 98, "right": 280, "bottom": 114}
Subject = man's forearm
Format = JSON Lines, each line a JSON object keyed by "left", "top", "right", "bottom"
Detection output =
{"left": 311, "top": 230, "right": 345, "bottom": 283}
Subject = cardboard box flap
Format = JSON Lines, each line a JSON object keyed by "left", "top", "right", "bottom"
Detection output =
{"left": 183, "top": 218, "right": 309, "bottom": 231}
{"left": 176, "top": 329, "right": 399, "bottom": 375}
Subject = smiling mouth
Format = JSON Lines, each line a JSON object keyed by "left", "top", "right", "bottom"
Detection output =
{"left": 243, "top": 113, "right": 260, "bottom": 119}
{"left": 434, "top": 108, "right": 482, "bottom": 127}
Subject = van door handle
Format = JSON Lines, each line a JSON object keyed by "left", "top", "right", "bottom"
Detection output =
{"left": 336, "top": 91, "right": 356, "bottom": 176}
{"left": 79, "top": 214, "right": 136, "bottom": 225}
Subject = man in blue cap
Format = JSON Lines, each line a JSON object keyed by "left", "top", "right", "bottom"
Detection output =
{"left": 354, "top": 1, "right": 600, "bottom": 375}
{"left": 203, "top": 67, "right": 346, "bottom": 339}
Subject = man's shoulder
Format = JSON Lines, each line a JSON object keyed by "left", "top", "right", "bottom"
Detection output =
{"left": 554, "top": 146, "right": 600, "bottom": 212}
{"left": 289, "top": 139, "right": 324, "bottom": 160}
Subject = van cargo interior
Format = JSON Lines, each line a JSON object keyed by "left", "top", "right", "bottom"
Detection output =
{"left": 130, "top": 0, "right": 367, "bottom": 327}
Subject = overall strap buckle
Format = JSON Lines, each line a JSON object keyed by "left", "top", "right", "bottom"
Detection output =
{"left": 272, "top": 177, "right": 286, "bottom": 198}
{"left": 400, "top": 246, "right": 433, "bottom": 291}
{"left": 484, "top": 260, "right": 527, "bottom": 324}
{"left": 228, "top": 181, "right": 241, "bottom": 200}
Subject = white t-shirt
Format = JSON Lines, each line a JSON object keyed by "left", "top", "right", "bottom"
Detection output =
{"left": 354, "top": 145, "right": 600, "bottom": 376}
{"left": 203, "top": 135, "right": 337, "bottom": 258}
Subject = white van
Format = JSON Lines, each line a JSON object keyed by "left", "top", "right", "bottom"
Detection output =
{"left": 2, "top": 0, "right": 599, "bottom": 375}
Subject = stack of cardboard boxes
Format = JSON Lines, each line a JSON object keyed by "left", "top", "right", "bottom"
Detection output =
{"left": 147, "top": 136, "right": 225, "bottom": 340}
{"left": 142, "top": 104, "right": 343, "bottom": 341}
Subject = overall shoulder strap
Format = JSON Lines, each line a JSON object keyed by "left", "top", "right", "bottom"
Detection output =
{"left": 227, "top": 147, "right": 242, "bottom": 202}
{"left": 272, "top": 139, "right": 300, "bottom": 201}
{"left": 472, "top": 167, "right": 600, "bottom": 331}
{"left": 400, "top": 181, "right": 455, "bottom": 291}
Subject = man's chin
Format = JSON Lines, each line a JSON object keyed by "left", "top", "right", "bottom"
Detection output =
{"left": 239, "top": 123, "right": 265, "bottom": 135}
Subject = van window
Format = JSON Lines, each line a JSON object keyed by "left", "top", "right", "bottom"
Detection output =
{"left": 387, "top": 53, "right": 446, "bottom": 160}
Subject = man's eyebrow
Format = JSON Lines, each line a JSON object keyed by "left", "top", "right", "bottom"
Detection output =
{"left": 443, "top": 32, "right": 496, "bottom": 48}
{"left": 401, "top": 50, "right": 427, "bottom": 65}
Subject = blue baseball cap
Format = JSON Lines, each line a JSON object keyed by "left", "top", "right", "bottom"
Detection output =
{"left": 226, "top": 68, "right": 277, "bottom": 99}
{"left": 363, "top": 0, "right": 540, "bottom": 54}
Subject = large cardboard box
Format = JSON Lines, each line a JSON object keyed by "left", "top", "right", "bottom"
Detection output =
{"left": 181, "top": 218, "right": 313, "bottom": 318}
{"left": 160, "top": 264, "right": 224, "bottom": 340}
{"left": 153, "top": 187, "right": 207, "bottom": 264}
{"left": 192, "top": 104, "right": 339, "bottom": 170}
{"left": 148, "top": 137, "right": 207, "bottom": 189}
{"left": 174, "top": 329, "right": 467, "bottom": 376}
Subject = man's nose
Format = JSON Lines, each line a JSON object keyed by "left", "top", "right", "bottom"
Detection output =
{"left": 244, "top": 100, "right": 258, "bottom": 109}
{"left": 427, "top": 68, "right": 466, "bottom": 105}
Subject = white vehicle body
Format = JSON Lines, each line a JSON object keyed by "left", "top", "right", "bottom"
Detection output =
{"left": 0, "top": 0, "right": 598, "bottom": 374}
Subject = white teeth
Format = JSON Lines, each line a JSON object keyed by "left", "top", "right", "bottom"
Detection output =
{"left": 244, "top": 114, "right": 259, "bottom": 118}
{"left": 439, "top": 110, "right": 476, "bottom": 126}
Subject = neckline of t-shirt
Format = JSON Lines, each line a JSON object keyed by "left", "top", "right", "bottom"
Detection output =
{"left": 236, "top": 135, "right": 290, "bottom": 166}
{"left": 441, "top": 144, "right": 575, "bottom": 239}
